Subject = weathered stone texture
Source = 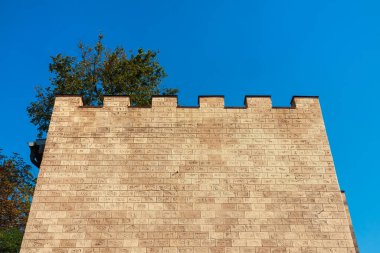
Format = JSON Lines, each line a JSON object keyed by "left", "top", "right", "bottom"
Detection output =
{"left": 21, "top": 95, "right": 357, "bottom": 253}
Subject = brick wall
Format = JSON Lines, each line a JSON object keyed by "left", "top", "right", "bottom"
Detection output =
{"left": 21, "top": 95, "right": 357, "bottom": 253}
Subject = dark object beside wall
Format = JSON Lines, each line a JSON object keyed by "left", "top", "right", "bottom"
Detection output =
{"left": 28, "top": 139, "right": 45, "bottom": 168}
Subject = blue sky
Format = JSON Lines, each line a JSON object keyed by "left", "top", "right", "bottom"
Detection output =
{"left": 0, "top": 0, "right": 379, "bottom": 251}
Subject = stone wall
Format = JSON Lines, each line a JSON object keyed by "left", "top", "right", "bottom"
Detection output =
{"left": 21, "top": 95, "right": 357, "bottom": 253}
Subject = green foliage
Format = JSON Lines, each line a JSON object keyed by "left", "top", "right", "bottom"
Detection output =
{"left": 0, "top": 228, "right": 23, "bottom": 253}
{"left": 27, "top": 34, "right": 178, "bottom": 137}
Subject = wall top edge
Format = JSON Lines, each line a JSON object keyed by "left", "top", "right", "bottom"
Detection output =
{"left": 54, "top": 95, "right": 320, "bottom": 109}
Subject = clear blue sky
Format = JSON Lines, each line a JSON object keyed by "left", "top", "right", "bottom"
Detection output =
{"left": 0, "top": 0, "right": 378, "bottom": 251}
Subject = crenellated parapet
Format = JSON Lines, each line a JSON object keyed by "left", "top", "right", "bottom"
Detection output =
{"left": 103, "top": 95, "right": 131, "bottom": 107}
{"left": 53, "top": 95, "right": 83, "bottom": 107}
{"left": 245, "top": 95, "right": 272, "bottom": 108}
{"left": 54, "top": 95, "right": 320, "bottom": 110}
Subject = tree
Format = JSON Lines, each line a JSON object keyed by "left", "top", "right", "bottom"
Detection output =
{"left": 27, "top": 34, "right": 178, "bottom": 137}
{"left": 0, "top": 150, "right": 35, "bottom": 252}
{"left": 0, "top": 151, "right": 35, "bottom": 229}
{"left": 0, "top": 228, "right": 24, "bottom": 253}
